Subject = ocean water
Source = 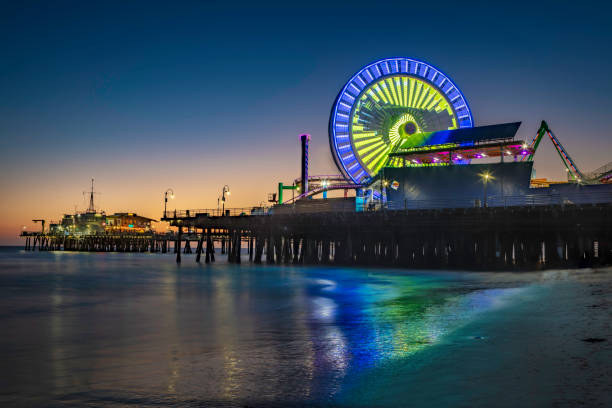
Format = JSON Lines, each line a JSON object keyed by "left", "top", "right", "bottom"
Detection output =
{"left": 0, "top": 247, "right": 547, "bottom": 407}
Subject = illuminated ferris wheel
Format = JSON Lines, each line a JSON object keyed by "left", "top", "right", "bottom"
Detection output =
{"left": 329, "top": 57, "right": 474, "bottom": 184}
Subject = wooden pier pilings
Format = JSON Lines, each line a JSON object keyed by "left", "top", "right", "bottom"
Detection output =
{"left": 21, "top": 233, "right": 179, "bottom": 253}
{"left": 164, "top": 203, "right": 611, "bottom": 270}
{"left": 22, "top": 203, "right": 612, "bottom": 270}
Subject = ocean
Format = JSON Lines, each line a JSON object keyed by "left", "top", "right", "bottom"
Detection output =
{"left": 0, "top": 247, "right": 609, "bottom": 407}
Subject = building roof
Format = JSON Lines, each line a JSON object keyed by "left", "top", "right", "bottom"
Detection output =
{"left": 392, "top": 122, "right": 522, "bottom": 154}
{"left": 108, "top": 213, "right": 157, "bottom": 222}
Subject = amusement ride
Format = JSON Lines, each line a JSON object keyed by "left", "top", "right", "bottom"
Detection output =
{"left": 274, "top": 57, "right": 610, "bottom": 204}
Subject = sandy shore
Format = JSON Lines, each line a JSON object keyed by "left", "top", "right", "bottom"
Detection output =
{"left": 339, "top": 268, "right": 612, "bottom": 407}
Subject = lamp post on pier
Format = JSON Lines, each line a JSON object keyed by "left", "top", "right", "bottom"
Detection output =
{"left": 479, "top": 172, "right": 493, "bottom": 207}
{"left": 382, "top": 179, "right": 389, "bottom": 210}
{"left": 164, "top": 188, "right": 174, "bottom": 218}
{"left": 221, "top": 185, "right": 230, "bottom": 216}
{"left": 321, "top": 180, "right": 328, "bottom": 199}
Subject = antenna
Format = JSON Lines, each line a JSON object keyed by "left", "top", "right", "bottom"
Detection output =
{"left": 88, "top": 178, "right": 95, "bottom": 212}
{"left": 83, "top": 178, "right": 100, "bottom": 213}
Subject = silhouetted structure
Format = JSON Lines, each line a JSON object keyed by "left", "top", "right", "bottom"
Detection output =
{"left": 157, "top": 203, "right": 611, "bottom": 270}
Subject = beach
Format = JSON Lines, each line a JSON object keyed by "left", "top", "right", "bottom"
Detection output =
{"left": 339, "top": 269, "right": 612, "bottom": 407}
{"left": 0, "top": 247, "right": 610, "bottom": 407}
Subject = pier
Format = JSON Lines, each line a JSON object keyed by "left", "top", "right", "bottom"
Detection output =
{"left": 154, "top": 202, "right": 612, "bottom": 270}
{"left": 21, "top": 232, "right": 178, "bottom": 253}
{"left": 22, "top": 201, "right": 612, "bottom": 270}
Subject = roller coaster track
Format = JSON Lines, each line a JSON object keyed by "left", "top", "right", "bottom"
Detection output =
{"left": 282, "top": 183, "right": 365, "bottom": 204}
{"left": 524, "top": 121, "right": 586, "bottom": 182}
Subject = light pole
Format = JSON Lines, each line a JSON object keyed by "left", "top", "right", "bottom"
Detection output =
{"left": 380, "top": 167, "right": 388, "bottom": 209}
{"left": 221, "top": 185, "right": 230, "bottom": 216}
{"left": 480, "top": 172, "right": 493, "bottom": 207}
{"left": 164, "top": 188, "right": 174, "bottom": 218}
{"left": 382, "top": 179, "right": 389, "bottom": 209}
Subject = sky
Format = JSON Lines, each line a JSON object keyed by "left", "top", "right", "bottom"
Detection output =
{"left": 1, "top": 1, "right": 611, "bottom": 244}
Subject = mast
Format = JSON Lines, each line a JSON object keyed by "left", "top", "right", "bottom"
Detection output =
{"left": 87, "top": 178, "right": 95, "bottom": 213}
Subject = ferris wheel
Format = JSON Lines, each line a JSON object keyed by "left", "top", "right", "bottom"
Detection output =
{"left": 329, "top": 57, "right": 474, "bottom": 184}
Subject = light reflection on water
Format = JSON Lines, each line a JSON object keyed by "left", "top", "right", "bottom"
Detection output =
{"left": 0, "top": 248, "right": 523, "bottom": 406}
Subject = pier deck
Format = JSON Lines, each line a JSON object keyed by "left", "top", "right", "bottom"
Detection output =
{"left": 160, "top": 203, "right": 612, "bottom": 270}
{"left": 21, "top": 203, "right": 611, "bottom": 270}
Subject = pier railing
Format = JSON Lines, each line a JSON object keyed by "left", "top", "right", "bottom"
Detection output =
{"left": 163, "top": 207, "right": 269, "bottom": 219}
{"left": 385, "top": 191, "right": 612, "bottom": 211}
{"left": 163, "top": 192, "right": 611, "bottom": 219}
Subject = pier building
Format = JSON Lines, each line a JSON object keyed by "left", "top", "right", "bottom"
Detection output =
{"left": 49, "top": 212, "right": 155, "bottom": 235}
{"left": 105, "top": 213, "right": 156, "bottom": 233}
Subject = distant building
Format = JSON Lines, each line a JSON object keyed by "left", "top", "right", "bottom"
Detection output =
{"left": 54, "top": 212, "right": 106, "bottom": 235}
{"left": 105, "top": 213, "right": 156, "bottom": 233}
{"left": 49, "top": 212, "right": 156, "bottom": 235}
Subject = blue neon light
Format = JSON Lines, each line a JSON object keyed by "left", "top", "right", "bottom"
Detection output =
{"left": 329, "top": 57, "right": 474, "bottom": 184}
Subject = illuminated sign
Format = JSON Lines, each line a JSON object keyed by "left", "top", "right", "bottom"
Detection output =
{"left": 329, "top": 58, "right": 473, "bottom": 184}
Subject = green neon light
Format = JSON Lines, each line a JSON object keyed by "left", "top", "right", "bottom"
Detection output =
{"left": 278, "top": 182, "right": 299, "bottom": 204}
{"left": 396, "top": 142, "right": 459, "bottom": 153}
{"left": 350, "top": 75, "right": 459, "bottom": 177}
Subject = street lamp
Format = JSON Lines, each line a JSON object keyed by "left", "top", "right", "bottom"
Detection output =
{"left": 479, "top": 171, "right": 494, "bottom": 207}
{"left": 382, "top": 179, "right": 390, "bottom": 209}
{"left": 221, "top": 185, "right": 230, "bottom": 216}
{"left": 164, "top": 188, "right": 175, "bottom": 218}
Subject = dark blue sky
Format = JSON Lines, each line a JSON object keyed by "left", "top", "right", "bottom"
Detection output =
{"left": 1, "top": 1, "right": 611, "bottom": 241}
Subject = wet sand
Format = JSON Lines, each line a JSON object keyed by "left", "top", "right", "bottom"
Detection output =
{"left": 339, "top": 268, "right": 612, "bottom": 407}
